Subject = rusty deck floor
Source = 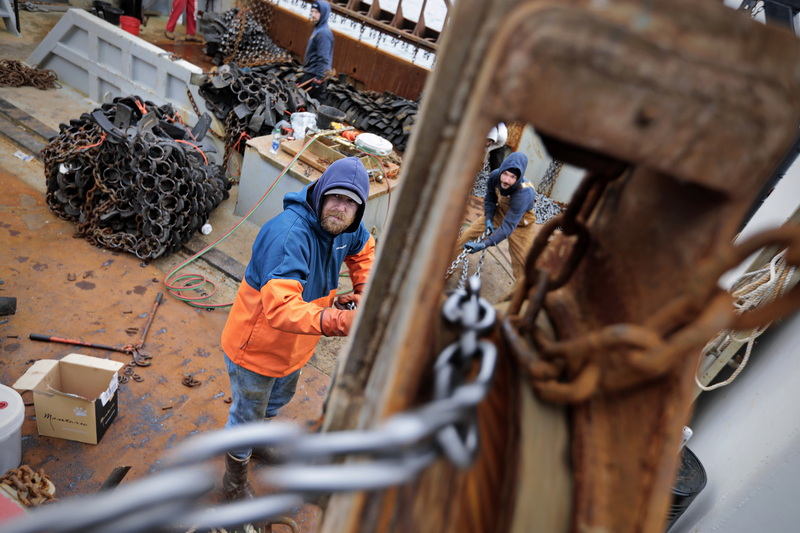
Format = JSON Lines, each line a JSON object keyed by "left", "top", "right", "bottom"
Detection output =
{"left": 0, "top": 9, "right": 516, "bottom": 530}
{"left": 0, "top": 14, "right": 332, "bottom": 525}
{"left": 0, "top": 170, "right": 326, "bottom": 529}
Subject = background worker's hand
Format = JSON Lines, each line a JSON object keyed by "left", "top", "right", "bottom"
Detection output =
{"left": 464, "top": 241, "right": 486, "bottom": 254}
{"left": 485, "top": 220, "right": 495, "bottom": 235}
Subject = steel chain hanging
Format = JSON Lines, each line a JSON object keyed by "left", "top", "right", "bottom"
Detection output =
{"left": 445, "top": 227, "right": 493, "bottom": 290}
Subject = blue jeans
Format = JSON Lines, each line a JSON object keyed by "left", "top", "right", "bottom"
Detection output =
{"left": 224, "top": 353, "right": 301, "bottom": 460}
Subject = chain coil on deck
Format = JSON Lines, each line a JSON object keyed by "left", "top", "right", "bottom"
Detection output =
{"left": 41, "top": 96, "right": 231, "bottom": 260}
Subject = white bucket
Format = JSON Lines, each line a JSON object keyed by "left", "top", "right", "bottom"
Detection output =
{"left": 0, "top": 384, "right": 25, "bottom": 474}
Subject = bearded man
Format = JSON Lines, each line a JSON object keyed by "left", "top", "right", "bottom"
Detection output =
{"left": 219, "top": 157, "right": 375, "bottom": 500}
{"left": 454, "top": 152, "right": 537, "bottom": 282}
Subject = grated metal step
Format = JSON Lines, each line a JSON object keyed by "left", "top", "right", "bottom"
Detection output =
{"left": 0, "top": 97, "right": 57, "bottom": 160}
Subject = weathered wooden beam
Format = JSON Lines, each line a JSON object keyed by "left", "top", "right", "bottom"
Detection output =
{"left": 321, "top": 1, "right": 800, "bottom": 532}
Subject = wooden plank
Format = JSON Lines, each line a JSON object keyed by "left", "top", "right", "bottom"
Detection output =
{"left": 281, "top": 138, "right": 339, "bottom": 173}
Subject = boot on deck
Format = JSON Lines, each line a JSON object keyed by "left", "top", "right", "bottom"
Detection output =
{"left": 222, "top": 453, "right": 254, "bottom": 501}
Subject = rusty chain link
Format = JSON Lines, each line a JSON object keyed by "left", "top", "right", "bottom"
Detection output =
{"left": 509, "top": 169, "right": 621, "bottom": 329}
{"left": 0, "top": 59, "right": 60, "bottom": 90}
{"left": 0, "top": 466, "right": 56, "bottom": 507}
{"left": 537, "top": 159, "right": 564, "bottom": 197}
{"left": 503, "top": 167, "right": 800, "bottom": 403}
{"left": 221, "top": 0, "right": 289, "bottom": 68}
{"left": 224, "top": 5, "right": 249, "bottom": 66}
{"left": 41, "top": 97, "right": 231, "bottom": 260}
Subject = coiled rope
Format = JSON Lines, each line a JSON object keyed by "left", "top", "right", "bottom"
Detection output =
{"left": 696, "top": 247, "right": 796, "bottom": 391}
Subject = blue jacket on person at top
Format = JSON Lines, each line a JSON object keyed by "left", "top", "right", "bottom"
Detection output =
{"left": 304, "top": 0, "right": 334, "bottom": 79}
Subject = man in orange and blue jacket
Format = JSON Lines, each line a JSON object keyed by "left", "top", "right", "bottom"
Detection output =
{"left": 220, "top": 157, "right": 375, "bottom": 500}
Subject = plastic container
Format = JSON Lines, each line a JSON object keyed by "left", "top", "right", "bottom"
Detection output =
{"left": 666, "top": 446, "right": 707, "bottom": 531}
{"left": 269, "top": 126, "right": 283, "bottom": 155}
{"left": 0, "top": 384, "right": 25, "bottom": 475}
{"left": 316, "top": 105, "right": 345, "bottom": 130}
{"left": 355, "top": 132, "right": 393, "bottom": 156}
{"left": 103, "top": 5, "right": 124, "bottom": 25}
{"left": 93, "top": 0, "right": 111, "bottom": 19}
{"left": 290, "top": 112, "right": 317, "bottom": 138}
{"left": 119, "top": 15, "right": 140, "bottom": 36}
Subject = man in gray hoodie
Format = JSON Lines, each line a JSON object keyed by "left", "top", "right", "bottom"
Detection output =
{"left": 454, "top": 152, "right": 537, "bottom": 282}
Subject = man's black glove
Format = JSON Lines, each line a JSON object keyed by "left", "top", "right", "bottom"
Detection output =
{"left": 464, "top": 241, "right": 486, "bottom": 254}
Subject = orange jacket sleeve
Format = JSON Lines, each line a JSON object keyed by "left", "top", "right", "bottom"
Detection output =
{"left": 262, "top": 278, "right": 330, "bottom": 336}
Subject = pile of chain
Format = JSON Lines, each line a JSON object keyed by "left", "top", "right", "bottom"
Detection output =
{"left": 198, "top": 62, "right": 324, "bottom": 169}
{"left": 537, "top": 159, "right": 563, "bottom": 196}
{"left": 471, "top": 160, "right": 491, "bottom": 198}
{"left": 258, "top": 61, "right": 420, "bottom": 151}
{"left": 0, "top": 60, "right": 60, "bottom": 90}
{"left": 41, "top": 96, "right": 231, "bottom": 260}
{"left": 534, "top": 193, "right": 565, "bottom": 224}
{"left": 199, "top": 62, "right": 322, "bottom": 125}
{"left": 2, "top": 278, "right": 497, "bottom": 533}
{"left": 201, "top": 1, "right": 290, "bottom": 68}
{"left": 0, "top": 466, "right": 56, "bottom": 507}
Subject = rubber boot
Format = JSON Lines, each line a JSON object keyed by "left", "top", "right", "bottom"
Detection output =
{"left": 250, "top": 416, "right": 284, "bottom": 465}
{"left": 251, "top": 445, "right": 284, "bottom": 465}
{"left": 222, "top": 453, "right": 254, "bottom": 501}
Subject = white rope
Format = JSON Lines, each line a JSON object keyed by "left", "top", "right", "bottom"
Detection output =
{"left": 696, "top": 248, "right": 796, "bottom": 391}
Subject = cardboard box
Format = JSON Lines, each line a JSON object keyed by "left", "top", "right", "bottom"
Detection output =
{"left": 13, "top": 353, "right": 124, "bottom": 445}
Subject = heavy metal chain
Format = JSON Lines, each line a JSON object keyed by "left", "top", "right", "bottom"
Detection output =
{"left": 503, "top": 166, "right": 800, "bottom": 403}
{"left": 0, "top": 466, "right": 55, "bottom": 507}
{"left": 4, "top": 277, "right": 497, "bottom": 533}
{"left": 222, "top": 111, "right": 248, "bottom": 173}
{"left": 508, "top": 169, "right": 618, "bottom": 328}
{"left": 445, "top": 227, "right": 492, "bottom": 289}
{"left": 222, "top": 0, "right": 287, "bottom": 68}
{"left": 537, "top": 159, "right": 563, "bottom": 197}
{"left": 41, "top": 98, "right": 230, "bottom": 261}
{"left": 224, "top": 5, "right": 249, "bottom": 66}
{"left": 0, "top": 59, "right": 60, "bottom": 90}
